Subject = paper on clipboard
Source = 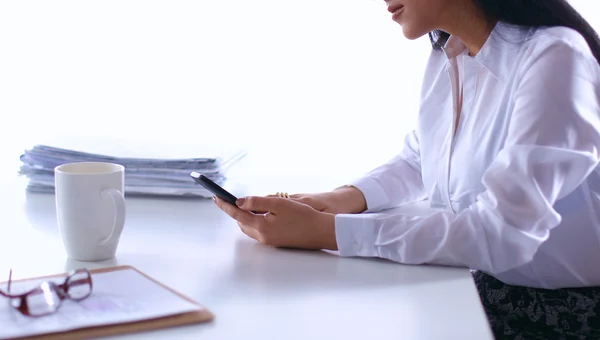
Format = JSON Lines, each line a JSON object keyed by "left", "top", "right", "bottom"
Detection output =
{"left": 0, "top": 266, "right": 212, "bottom": 339}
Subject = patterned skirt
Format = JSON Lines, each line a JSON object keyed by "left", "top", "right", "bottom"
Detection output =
{"left": 472, "top": 271, "right": 600, "bottom": 339}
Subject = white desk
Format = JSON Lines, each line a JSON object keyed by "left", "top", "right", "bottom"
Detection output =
{"left": 0, "top": 178, "right": 493, "bottom": 340}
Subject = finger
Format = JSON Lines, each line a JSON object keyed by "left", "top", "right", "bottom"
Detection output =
{"left": 236, "top": 196, "right": 289, "bottom": 214}
{"left": 254, "top": 195, "right": 277, "bottom": 214}
{"left": 214, "top": 197, "right": 257, "bottom": 225}
{"left": 237, "top": 221, "right": 261, "bottom": 241}
{"left": 269, "top": 192, "right": 288, "bottom": 199}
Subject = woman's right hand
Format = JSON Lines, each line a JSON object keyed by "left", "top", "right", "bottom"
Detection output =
{"left": 271, "top": 186, "right": 367, "bottom": 214}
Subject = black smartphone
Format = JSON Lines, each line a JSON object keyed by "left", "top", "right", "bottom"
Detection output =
{"left": 190, "top": 171, "right": 238, "bottom": 206}
{"left": 191, "top": 172, "right": 261, "bottom": 214}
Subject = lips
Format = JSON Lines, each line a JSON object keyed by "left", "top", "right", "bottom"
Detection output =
{"left": 387, "top": 4, "right": 404, "bottom": 14}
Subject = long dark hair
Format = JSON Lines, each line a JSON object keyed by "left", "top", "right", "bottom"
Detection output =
{"left": 429, "top": 0, "right": 600, "bottom": 65}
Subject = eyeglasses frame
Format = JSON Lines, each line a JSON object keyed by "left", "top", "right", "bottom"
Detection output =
{"left": 0, "top": 268, "right": 93, "bottom": 317}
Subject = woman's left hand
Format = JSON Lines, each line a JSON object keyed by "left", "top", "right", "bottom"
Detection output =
{"left": 214, "top": 196, "right": 338, "bottom": 250}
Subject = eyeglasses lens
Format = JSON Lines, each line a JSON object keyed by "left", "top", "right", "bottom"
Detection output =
{"left": 66, "top": 271, "right": 92, "bottom": 300}
{"left": 25, "top": 282, "right": 61, "bottom": 316}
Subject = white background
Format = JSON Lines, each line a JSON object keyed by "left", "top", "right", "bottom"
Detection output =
{"left": 0, "top": 0, "right": 598, "bottom": 193}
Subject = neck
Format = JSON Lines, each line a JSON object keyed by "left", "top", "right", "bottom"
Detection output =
{"left": 442, "top": 5, "right": 497, "bottom": 56}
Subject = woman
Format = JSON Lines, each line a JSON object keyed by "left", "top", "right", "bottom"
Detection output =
{"left": 215, "top": 0, "right": 600, "bottom": 338}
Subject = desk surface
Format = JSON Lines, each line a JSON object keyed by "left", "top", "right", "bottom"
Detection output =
{"left": 0, "top": 178, "right": 493, "bottom": 340}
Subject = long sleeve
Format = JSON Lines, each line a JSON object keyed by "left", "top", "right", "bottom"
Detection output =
{"left": 335, "top": 39, "right": 600, "bottom": 275}
{"left": 349, "top": 129, "right": 427, "bottom": 212}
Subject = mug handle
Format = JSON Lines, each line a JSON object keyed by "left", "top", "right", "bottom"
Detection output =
{"left": 98, "top": 188, "right": 126, "bottom": 245}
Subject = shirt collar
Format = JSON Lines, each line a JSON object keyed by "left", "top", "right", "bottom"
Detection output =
{"left": 442, "top": 21, "right": 533, "bottom": 83}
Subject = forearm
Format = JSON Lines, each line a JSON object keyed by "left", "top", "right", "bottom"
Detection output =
{"left": 333, "top": 198, "right": 556, "bottom": 274}
{"left": 328, "top": 186, "right": 367, "bottom": 214}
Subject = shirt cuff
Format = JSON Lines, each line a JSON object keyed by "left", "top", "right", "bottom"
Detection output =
{"left": 347, "top": 176, "right": 390, "bottom": 213}
{"left": 334, "top": 213, "right": 379, "bottom": 257}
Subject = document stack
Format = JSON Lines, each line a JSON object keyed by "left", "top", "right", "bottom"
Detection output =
{"left": 18, "top": 144, "right": 247, "bottom": 198}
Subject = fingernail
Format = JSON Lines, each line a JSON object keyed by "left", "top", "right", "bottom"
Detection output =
{"left": 212, "top": 196, "right": 216, "bottom": 202}
{"left": 236, "top": 198, "right": 245, "bottom": 207}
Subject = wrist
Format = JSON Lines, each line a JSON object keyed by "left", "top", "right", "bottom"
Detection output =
{"left": 315, "top": 212, "right": 338, "bottom": 250}
{"left": 330, "top": 185, "right": 367, "bottom": 214}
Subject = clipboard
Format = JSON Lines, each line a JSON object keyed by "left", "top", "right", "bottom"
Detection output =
{"left": 1, "top": 265, "right": 214, "bottom": 340}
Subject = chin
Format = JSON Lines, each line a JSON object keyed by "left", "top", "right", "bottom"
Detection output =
{"left": 401, "top": 28, "right": 426, "bottom": 40}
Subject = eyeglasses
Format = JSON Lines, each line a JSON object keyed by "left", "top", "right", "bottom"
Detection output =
{"left": 0, "top": 268, "right": 93, "bottom": 317}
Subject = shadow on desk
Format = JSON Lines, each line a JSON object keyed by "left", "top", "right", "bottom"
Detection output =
{"left": 220, "top": 237, "right": 468, "bottom": 294}
{"left": 217, "top": 199, "right": 464, "bottom": 296}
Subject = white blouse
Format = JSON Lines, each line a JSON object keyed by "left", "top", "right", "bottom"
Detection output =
{"left": 334, "top": 22, "right": 600, "bottom": 289}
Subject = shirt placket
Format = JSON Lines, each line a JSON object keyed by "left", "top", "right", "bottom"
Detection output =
{"left": 441, "top": 55, "right": 463, "bottom": 213}
{"left": 443, "top": 55, "right": 479, "bottom": 213}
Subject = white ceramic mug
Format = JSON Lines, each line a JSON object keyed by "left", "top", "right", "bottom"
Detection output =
{"left": 54, "top": 162, "right": 126, "bottom": 261}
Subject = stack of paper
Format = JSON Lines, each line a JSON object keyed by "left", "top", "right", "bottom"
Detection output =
{"left": 18, "top": 144, "right": 247, "bottom": 197}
